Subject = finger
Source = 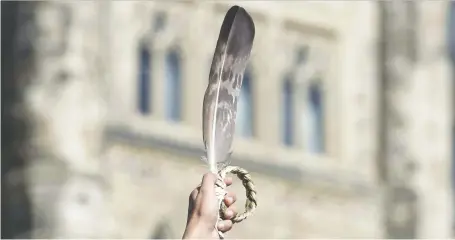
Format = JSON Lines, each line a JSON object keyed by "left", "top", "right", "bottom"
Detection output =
{"left": 224, "top": 192, "right": 237, "bottom": 206}
{"left": 224, "top": 176, "right": 233, "bottom": 186}
{"left": 190, "top": 188, "right": 199, "bottom": 202}
{"left": 223, "top": 206, "right": 237, "bottom": 220}
{"left": 199, "top": 172, "right": 217, "bottom": 196}
{"left": 187, "top": 188, "right": 200, "bottom": 224}
{"left": 217, "top": 220, "right": 233, "bottom": 233}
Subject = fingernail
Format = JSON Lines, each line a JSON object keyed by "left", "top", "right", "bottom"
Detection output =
{"left": 218, "top": 222, "right": 225, "bottom": 229}
{"left": 226, "top": 197, "right": 233, "bottom": 203}
{"left": 225, "top": 209, "right": 233, "bottom": 217}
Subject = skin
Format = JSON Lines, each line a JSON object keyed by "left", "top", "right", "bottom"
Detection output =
{"left": 182, "top": 173, "right": 238, "bottom": 239}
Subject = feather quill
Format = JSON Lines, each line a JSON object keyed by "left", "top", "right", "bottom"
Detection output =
{"left": 202, "top": 6, "right": 255, "bottom": 173}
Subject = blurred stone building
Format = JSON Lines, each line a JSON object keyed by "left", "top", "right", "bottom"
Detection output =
{"left": 2, "top": 1, "right": 453, "bottom": 239}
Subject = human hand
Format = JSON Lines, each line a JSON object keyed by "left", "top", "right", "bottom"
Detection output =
{"left": 182, "top": 173, "right": 238, "bottom": 239}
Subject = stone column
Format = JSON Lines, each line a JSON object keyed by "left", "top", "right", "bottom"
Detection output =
{"left": 378, "top": 1, "right": 419, "bottom": 238}
{"left": 2, "top": 2, "right": 35, "bottom": 238}
{"left": 183, "top": 3, "right": 211, "bottom": 129}
{"left": 412, "top": 1, "right": 453, "bottom": 238}
{"left": 254, "top": 17, "right": 284, "bottom": 146}
{"left": 340, "top": 2, "right": 379, "bottom": 178}
{"left": 19, "top": 1, "right": 113, "bottom": 238}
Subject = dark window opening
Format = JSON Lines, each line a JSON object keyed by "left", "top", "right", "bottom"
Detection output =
{"left": 164, "top": 49, "right": 182, "bottom": 121}
{"left": 138, "top": 44, "right": 151, "bottom": 114}
{"left": 282, "top": 76, "right": 294, "bottom": 146}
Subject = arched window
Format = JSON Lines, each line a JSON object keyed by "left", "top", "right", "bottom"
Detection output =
{"left": 237, "top": 69, "right": 254, "bottom": 138}
{"left": 138, "top": 44, "right": 151, "bottom": 114}
{"left": 282, "top": 76, "right": 294, "bottom": 146}
{"left": 305, "top": 80, "right": 324, "bottom": 153}
{"left": 164, "top": 49, "right": 182, "bottom": 121}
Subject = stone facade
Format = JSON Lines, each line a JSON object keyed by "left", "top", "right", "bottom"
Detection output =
{"left": 4, "top": 1, "right": 453, "bottom": 238}
{"left": 104, "top": 2, "right": 382, "bottom": 237}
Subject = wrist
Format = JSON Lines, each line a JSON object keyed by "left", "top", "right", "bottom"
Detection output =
{"left": 183, "top": 217, "right": 217, "bottom": 239}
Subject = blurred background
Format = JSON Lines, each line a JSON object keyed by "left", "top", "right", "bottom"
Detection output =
{"left": 1, "top": 1, "right": 454, "bottom": 239}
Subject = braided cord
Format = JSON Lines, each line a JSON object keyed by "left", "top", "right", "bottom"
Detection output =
{"left": 215, "top": 166, "right": 257, "bottom": 238}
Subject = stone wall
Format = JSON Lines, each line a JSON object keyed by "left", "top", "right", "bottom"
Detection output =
{"left": 3, "top": 1, "right": 452, "bottom": 238}
{"left": 103, "top": 140, "right": 382, "bottom": 238}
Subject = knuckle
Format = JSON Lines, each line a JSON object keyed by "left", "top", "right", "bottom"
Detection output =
{"left": 189, "top": 189, "right": 198, "bottom": 200}
{"left": 230, "top": 193, "right": 237, "bottom": 201}
{"left": 202, "top": 172, "right": 216, "bottom": 182}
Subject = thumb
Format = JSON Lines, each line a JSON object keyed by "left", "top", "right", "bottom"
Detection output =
{"left": 195, "top": 172, "right": 219, "bottom": 221}
{"left": 198, "top": 172, "right": 217, "bottom": 198}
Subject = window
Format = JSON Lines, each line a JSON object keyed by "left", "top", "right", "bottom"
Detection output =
{"left": 136, "top": 13, "right": 167, "bottom": 116}
{"left": 282, "top": 76, "right": 294, "bottom": 146}
{"left": 305, "top": 81, "right": 324, "bottom": 153}
{"left": 282, "top": 46, "right": 326, "bottom": 153}
{"left": 138, "top": 44, "right": 151, "bottom": 114}
{"left": 164, "top": 49, "right": 182, "bottom": 121}
{"left": 237, "top": 68, "right": 254, "bottom": 137}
